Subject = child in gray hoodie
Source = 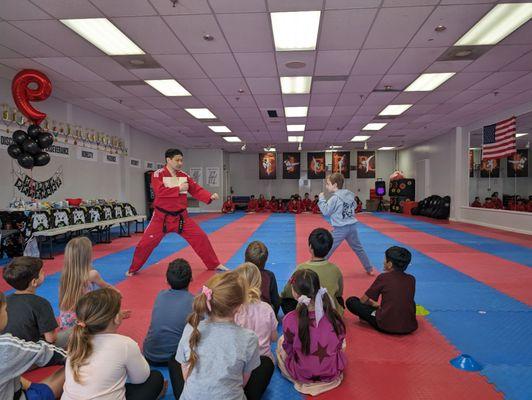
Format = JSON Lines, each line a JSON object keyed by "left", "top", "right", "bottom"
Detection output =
{"left": 318, "top": 173, "right": 375, "bottom": 275}
{"left": 0, "top": 291, "right": 66, "bottom": 400}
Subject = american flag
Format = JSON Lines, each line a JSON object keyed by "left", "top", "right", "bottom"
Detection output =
{"left": 482, "top": 116, "right": 517, "bottom": 160}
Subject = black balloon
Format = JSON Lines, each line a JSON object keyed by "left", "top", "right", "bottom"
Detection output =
{"left": 33, "top": 152, "right": 50, "bottom": 167}
{"left": 37, "top": 132, "right": 54, "bottom": 149}
{"left": 7, "top": 144, "right": 23, "bottom": 159}
{"left": 17, "top": 153, "right": 34, "bottom": 169}
{"left": 22, "top": 138, "right": 40, "bottom": 155}
{"left": 27, "top": 124, "right": 42, "bottom": 139}
{"left": 13, "top": 130, "right": 27, "bottom": 145}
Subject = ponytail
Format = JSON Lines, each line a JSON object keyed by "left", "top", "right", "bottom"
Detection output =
{"left": 185, "top": 272, "right": 246, "bottom": 376}
{"left": 322, "top": 291, "right": 345, "bottom": 336}
{"left": 67, "top": 288, "right": 121, "bottom": 383}
{"left": 296, "top": 301, "right": 312, "bottom": 355}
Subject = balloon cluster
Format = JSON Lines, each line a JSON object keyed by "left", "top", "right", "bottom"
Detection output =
{"left": 7, "top": 124, "right": 54, "bottom": 169}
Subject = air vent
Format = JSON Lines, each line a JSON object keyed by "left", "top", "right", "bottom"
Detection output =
{"left": 267, "top": 110, "right": 278, "bottom": 118}
{"left": 285, "top": 61, "right": 306, "bottom": 69}
{"left": 313, "top": 75, "right": 348, "bottom": 82}
{"left": 437, "top": 45, "right": 492, "bottom": 62}
{"left": 110, "top": 80, "right": 145, "bottom": 86}
{"left": 111, "top": 55, "right": 162, "bottom": 70}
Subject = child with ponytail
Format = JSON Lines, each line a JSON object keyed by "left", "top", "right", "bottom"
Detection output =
{"left": 234, "top": 263, "right": 278, "bottom": 361}
{"left": 169, "top": 271, "right": 274, "bottom": 400}
{"left": 277, "top": 269, "right": 346, "bottom": 396}
{"left": 62, "top": 288, "right": 164, "bottom": 400}
{"left": 59, "top": 237, "right": 119, "bottom": 331}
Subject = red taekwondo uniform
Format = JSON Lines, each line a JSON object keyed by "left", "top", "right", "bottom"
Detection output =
{"left": 128, "top": 166, "right": 220, "bottom": 274}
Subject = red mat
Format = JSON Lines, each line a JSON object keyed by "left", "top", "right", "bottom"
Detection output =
{"left": 295, "top": 214, "right": 502, "bottom": 400}
{"left": 0, "top": 213, "right": 218, "bottom": 292}
{"left": 358, "top": 214, "right": 532, "bottom": 306}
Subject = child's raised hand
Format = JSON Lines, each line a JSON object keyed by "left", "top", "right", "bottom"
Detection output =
{"left": 121, "top": 310, "right": 132, "bottom": 319}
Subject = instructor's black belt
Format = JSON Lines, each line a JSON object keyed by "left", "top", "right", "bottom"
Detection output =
{"left": 156, "top": 206, "right": 185, "bottom": 234}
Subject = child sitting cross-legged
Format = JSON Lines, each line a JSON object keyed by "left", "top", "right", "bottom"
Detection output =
{"left": 234, "top": 263, "right": 278, "bottom": 362}
{"left": 346, "top": 246, "right": 418, "bottom": 335}
{"left": 277, "top": 269, "right": 346, "bottom": 396}
{"left": 62, "top": 288, "right": 165, "bottom": 400}
{"left": 169, "top": 271, "right": 274, "bottom": 400}
{"left": 143, "top": 258, "right": 194, "bottom": 365}
{"left": 0, "top": 290, "right": 67, "bottom": 400}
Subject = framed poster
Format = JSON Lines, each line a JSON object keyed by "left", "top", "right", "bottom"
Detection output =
{"left": 357, "top": 151, "right": 375, "bottom": 179}
{"left": 206, "top": 167, "right": 220, "bottom": 187}
{"left": 507, "top": 149, "right": 528, "bottom": 177}
{"left": 480, "top": 158, "right": 499, "bottom": 178}
{"left": 259, "top": 152, "right": 277, "bottom": 179}
{"left": 145, "top": 161, "right": 155, "bottom": 170}
{"left": 130, "top": 158, "right": 141, "bottom": 168}
{"left": 103, "top": 153, "right": 119, "bottom": 165}
{"left": 282, "top": 152, "right": 300, "bottom": 179}
{"left": 307, "top": 152, "right": 326, "bottom": 179}
{"left": 190, "top": 167, "right": 203, "bottom": 186}
{"left": 332, "top": 151, "right": 350, "bottom": 178}
{"left": 77, "top": 147, "right": 97, "bottom": 162}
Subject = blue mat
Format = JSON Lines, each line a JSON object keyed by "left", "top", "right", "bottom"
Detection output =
{"left": 481, "top": 365, "right": 532, "bottom": 400}
{"left": 374, "top": 213, "right": 532, "bottom": 267}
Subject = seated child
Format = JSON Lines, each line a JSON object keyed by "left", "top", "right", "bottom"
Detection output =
{"left": 2, "top": 257, "right": 60, "bottom": 347}
{"left": 267, "top": 196, "right": 279, "bottom": 213}
{"left": 247, "top": 195, "right": 259, "bottom": 213}
{"left": 0, "top": 291, "right": 66, "bottom": 400}
{"left": 245, "top": 241, "right": 280, "bottom": 314}
{"left": 169, "top": 272, "right": 274, "bottom": 400}
{"left": 143, "top": 259, "right": 194, "bottom": 364}
{"left": 312, "top": 195, "right": 321, "bottom": 214}
{"left": 346, "top": 246, "right": 417, "bottom": 334}
{"left": 62, "top": 289, "right": 165, "bottom": 400}
{"left": 288, "top": 197, "right": 302, "bottom": 214}
{"left": 234, "top": 263, "right": 278, "bottom": 361}
{"left": 277, "top": 269, "right": 346, "bottom": 396}
{"left": 257, "top": 195, "right": 267, "bottom": 212}
{"left": 279, "top": 199, "right": 288, "bottom": 213}
{"left": 302, "top": 193, "right": 313, "bottom": 212}
{"left": 483, "top": 197, "right": 495, "bottom": 208}
{"left": 281, "top": 228, "right": 344, "bottom": 314}
{"left": 491, "top": 192, "right": 503, "bottom": 209}
{"left": 222, "top": 196, "right": 235, "bottom": 213}
{"left": 471, "top": 196, "right": 482, "bottom": 207}
{"left": 59, "top": 237, "right": 118, "bottom": 333}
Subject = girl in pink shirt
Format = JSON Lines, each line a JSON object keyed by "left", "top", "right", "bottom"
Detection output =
{"left": 234, "top": 263, "right": 278, "bottom": 361}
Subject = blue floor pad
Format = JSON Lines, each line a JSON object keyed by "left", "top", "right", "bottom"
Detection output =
{"left": 481, "top": 365, "right": 532, "bottom": 400}
{"left": 18, "top": 212, "right": 245, "bottom": 314}
{"left": 374, "top": 213, "right": 532, "bottom": 267}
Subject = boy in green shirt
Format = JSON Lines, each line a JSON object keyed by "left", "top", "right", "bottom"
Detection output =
{"left": 280, "top": 228, "right": 344, "bottom": 314}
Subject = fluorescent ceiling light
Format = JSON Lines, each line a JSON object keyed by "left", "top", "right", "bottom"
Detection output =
{"left": 379, "top": 104, "right": 413, "bottom": 116}
{"left": 516, "top": 132, "right": 528, "bottom": 138}
{"left": 185, "top": 108, "right": 216, "bottom": 119}
{"left": 455, "top": 3, "right": 532, "bottom": 46}
{"left": 145, "top": 79, "right": 191, "bottom": 97}
{"left": 280, "top": 76, "right": 312, "bottom": 94}
{"left": 362, "top": 123, "right": 387, "bottom": 131}
{"left": 284, "top": 106, "right": 308, "bottom": 117}
{"left": 288, "top": 136, "right": 304, "bottom": 143}
{"left": 379, "top": 147, "right": 395, "bottom": 150}
{"left": 271, "top": 11, "right": 321, "bottom": 51}
{"left": 223, "top": 136, "right": 241, "bottom": 143}
{"left": 351, "top": 135, "right": 371, "bottom": 142}
{"left": 208, "top": 126, "right": 231, "bottom": 133}
{"left": 60, "top": 18, "right": 144, "bottom": 55}
{"left": 404, "top": 73, "right": 455, "bottom": 92}
{"left": 264, "top": 147, "right": 276, "bottom": 152}
{"left": 287, "top": 124, "right": 305, "bottom": 132}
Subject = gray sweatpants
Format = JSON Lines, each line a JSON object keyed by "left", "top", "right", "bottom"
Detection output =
{"left": 327, "top": 223, "right": 372, "bottom": 272}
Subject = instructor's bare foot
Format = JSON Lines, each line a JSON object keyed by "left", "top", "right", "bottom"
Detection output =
{"left": 125, "top": 270, "right": 137, "bottom": 277}
{"left": 215, "top": 264, "right": 229, "bottom": 271}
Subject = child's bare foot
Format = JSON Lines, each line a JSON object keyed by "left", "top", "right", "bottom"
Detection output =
{"left": 215, "top": 264, "right": 229, "bottom": 271}
{"left": 125, "top": 270, "right": 136, "bottom": 277}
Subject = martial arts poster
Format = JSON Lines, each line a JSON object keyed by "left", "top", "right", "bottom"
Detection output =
{"left": 357, "top": 151, "right": 376, "bottom": 179}
{"left": 469, "top": 150, "right": 474, "bottom": 178}
{"left": 307, "top": 152, "right": 326, "bottom": 179}
{"left": 259, "top": 152, "right": 277, "bottom": 179}
{"left": 480, "top": 158, "right": 500, "bottom": 178}
{"left": 282, "top": 152, "right": 300, "bottom": 179}
{"left": 507, "top": 149, "right": 528, "bottom": 177}
{"left": 332, "top": 151, "right": 350, "bottom": 178}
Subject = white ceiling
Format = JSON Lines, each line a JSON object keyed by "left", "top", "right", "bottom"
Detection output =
{"left": 1, "top": 0, "right": 532, "bottom": 151}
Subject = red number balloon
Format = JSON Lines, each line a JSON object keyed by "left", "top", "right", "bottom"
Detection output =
{"left": 11, "top": 69, "right": 52, "bottom": 126}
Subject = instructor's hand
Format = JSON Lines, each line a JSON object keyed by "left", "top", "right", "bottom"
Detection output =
{"left": 180, "top": 182, "right": 189, "bottom": 192}
{"left": 319, "top": 192, "right": 325, "bottom": 198}
{"left": 211, "top": 193, "right": 219, "bottom": 201}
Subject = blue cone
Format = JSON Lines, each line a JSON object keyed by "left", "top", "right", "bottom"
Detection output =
{"left": 450, "top": 354, "right": 483, "bottom": 372}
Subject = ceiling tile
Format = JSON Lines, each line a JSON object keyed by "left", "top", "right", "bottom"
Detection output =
{"left": 309, "top": 106, "right": 334, "bottom": 117}
{"left": 465, "top": 45, "right": 532, "bottom": 73}
{"left": 253, "top": 94, "right": 283, "bottom": 108}
{"left": 30, "top": 0, "right": 103, "bottom": 18}
{"left": 267, "top": 0, "right": 323, "bottom": 12}
{"left": 217, "top": 13, "right": 274, "bottom": 52}
{"left": 500, "top": 50, "right": 532, "bottom": 72}
{"left": 91, "top": 0, "right": 157, "bottom": 17}
{"left": 343, "top": 75, "right": 382, "bottom": 93}
{"left": 388, "top": 47, "right": 446, "bottom": 74}
{"left": 153, "top": 55, "right": 206, "bottom": 79}
{"left": 283, "top": 94, "right": 310, "bottom": 106}
{"left": 276, "top": 51, "right": 316, "bottom": 76}
{"left": 0, "top": 23, "right": 62, "bottom": 58}
{"left": 438, "top": 71, "right": 490, "bottom": 91}
{"left": 312, "top": 80, "right": 346, "bottom": 94}
{"left": 468, "top": 71, "right": 528, "bottom": 91}
{"left": 234, "top": 53, "right": 277, "bottom": 78}
{"left": 149, "top": 0, "right": 211, "bottom": 15}
{"left": 74, "top": 56, "right": 138, "bottom": 81}
{"left": 310, "top": 93, "right": 340, "bottom": 106}
{"left": 0, "top": 45, "right": 24, "bottom": 59}
{"left": 209, "top": 0, "right": 267, "bottom": 13}
{"left": 131, "top": 68, "right": 172, "bottom": 80}
{"left": 212, "top": 78, "right": 249, "bottom": 95}
{"left": 164, "top": 15, "right": 230, "bottom": 53}
{"left": 194, "top": 53, "right": 241, "bottom": 78}
{"left": 85, "top": 81, "right": 134, "bottom": 98}
{"left": 315, "top": 50, "right": 358, "bottom": 76}
{"left": 319, "top": 9, "right": 377, "bottom": 50}
{"left": 34, "top": 57, "right": 105, "bottom": 81}
{"left": 178, "top": 79, "right": 220, "bottom": 95}
{"left": 2, "top": 0, "right": 51, "bottom": 20}
{"left": 112, "top": 17, "right": 188, "bottom": 55}
{"left": 246, "top": 77, "right": 281, "bottom": 95}
{"left": 497, "top": 72, "right": 532, "bottom": 92}
{"left": 325, "top": 0, "right": 381, "bottom": 9}
{"left": 351, "top": 49, "right": 402, "bottom": 75}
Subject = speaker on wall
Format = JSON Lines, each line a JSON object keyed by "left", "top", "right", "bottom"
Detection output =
{"left": 375, "top": 180, "right": 386, "bottom": 197}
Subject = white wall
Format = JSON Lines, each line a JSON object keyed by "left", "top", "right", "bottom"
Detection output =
{"left": 227, "top": 150, "right": 397, "bottom": 204}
